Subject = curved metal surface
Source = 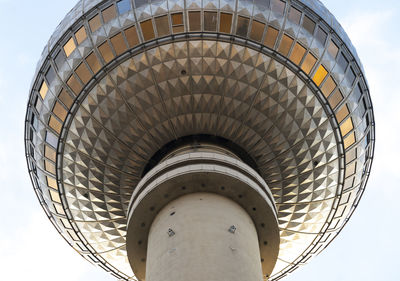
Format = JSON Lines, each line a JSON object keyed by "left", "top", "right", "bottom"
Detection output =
{"left": 25, "top": 0, "right": 375, "bottom": 280}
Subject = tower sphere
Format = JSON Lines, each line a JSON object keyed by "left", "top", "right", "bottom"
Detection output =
{"left": 25, "top": 0, "right": 375, "bottom": 280}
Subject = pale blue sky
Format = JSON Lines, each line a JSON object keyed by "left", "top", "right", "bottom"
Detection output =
{"left": 0, "top": 0, "right": 398, "bottom": 280}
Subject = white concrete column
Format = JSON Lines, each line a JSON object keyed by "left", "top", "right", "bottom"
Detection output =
{"left": 145, "top": 192, "right": 264, "bottom": 281}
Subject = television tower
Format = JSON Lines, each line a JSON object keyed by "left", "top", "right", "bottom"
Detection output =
{"left": 25, "top": 0, "right": 375, "bottom": 280}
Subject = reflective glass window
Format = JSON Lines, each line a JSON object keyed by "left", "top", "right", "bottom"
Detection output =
{"left": 337, "top": 52, "right": 349, "bottom": 70}
{"left": 117, "top": 0, "right": 132, "bottom": 14}
{"left": 189, "top": 11, "right": 201, "bottom": 31}
{"left": 140, "top": 20, "right": 155, "bottom": 41}
{"left": 55, "top": 50, "right": 66, "bottom": 70}
{"left": 67, "top": 74, "right": 83, "bottom": 95}
{"left": 346, "top": 148, "right": 357, "bottom": 164}
{"left": 89, "top": 14, "right": 102, "bottom": 33}
{"left": 236, "top": 16, "right": 250, "bottom": 37}
{"left": 49, "top": 189, "right": 61, "bottom": 203}
{"left": 329, "top": 89, "right": 343, "bottom": 109}
{"left": 172, "top": 13, "right": 184, "bottom": 33}
{"left": 155, "top": 15, "right": 170, "bottom": 36}
{"left": 271, "top": 0, "right": 285, "bottom": 15}
{"left": 288, "top": 7, "right": 301, "bottom": 24}
{"left": 290, "top": 42, "right": 306, "bottom": 65}
{"left": 220, "top": 13, "right": 232, "bottom": 33}
{"left": 47, "top": 176, "right": 58, "bottom": 189}
{"left": 327, "top": 39, "right": 339, "bottom": 58}
{"left": 336, "top": 104, "right": 350, "bottom": 123}
{"left": 172, "top": 13, "right": 183, "bottom": 25}
{"left": 45, "top": 160, "right": 56, "bottom": 175}
{"left": 75, "top": 26, "right": 87, "bottom": 45}
{"left": 135, "top": 0, "right": 148, "bottom": 8}
{"left": 301, "top": 52, "right": 317, "bottom": 74}
{"left": 204, "top": 12, "right": 217, "bottom": 32}
{"left": 340, "top": 117, "right": 354, "bottom": 137}
{"left": 59, "top": 88, "right": 74, "bottom": 107}
{"left": 313, "top": 64, "right": 328, "bottom": 86}
{"left": 346, "top": 67, "right": 356, "bottom": 85}
{"left": 125, "top": 26, "right": 140, "bottom": 47}
{"left": 321, "top": 75, "right": 336, "bottom": 97}
{"left": 98, "top": 41, "right": 115, "bottom": 63}
{"left": 111, "top": 33, "right": 127, "bottom": 55}
{"left": 86, "top": 52, "right": 102, "bottom": 74}
{"left": 75, "top": 62, "right": 92, "bottom": 84}
{"left": 250, "top": 20, "right": 265, "bottom": 42}
{"left": 315, "top": 26, "right": 327, "bottom": 45}
{"left": 45, "top": 145, "right": 57, "bottom": 161}
{"left": 53, "top": 102, "right": 68, "bottom": 121}
{"left": 343, "top": 132, "right": 355, "bottom": 149}
{"left": 39, "top": 80, "right": 48, "bottom": 99}
{"left": 302, "top": 16, "right": 315, "bottom": 34}
{"left": 264, "top": 26, "right": 278, "bottom": 48}
{"left": 345, "top": 161, "right": 356, "bottom": 178}
{"left": 49, "top": 116, "right": 62, "bottom": 134}
{"left": 46, "top": 66, "right": 56, "bottom": 84}
{"left": 102, "top": 5, "right": 117, "bottom": 23}
{"left": 63, "top": 37, "right": 76, "bottom": 57}
{"left": 278, "top": 34, "right": 293, "bottom": 56}
{"left": 46, "top": 131, "right": 58, "bottom": 148}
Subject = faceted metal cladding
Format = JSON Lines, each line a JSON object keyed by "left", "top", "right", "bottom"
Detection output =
{"left": 24, "top": 0, "right": 375, "bottom": 280}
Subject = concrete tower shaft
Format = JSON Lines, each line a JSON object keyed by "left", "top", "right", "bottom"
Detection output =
{"left": 126, "top": 144, "right": 280, "bottom": 280}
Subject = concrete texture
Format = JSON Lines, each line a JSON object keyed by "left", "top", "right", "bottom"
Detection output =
{"left": 146, "top": 192, "right": 264, "bottom": 281}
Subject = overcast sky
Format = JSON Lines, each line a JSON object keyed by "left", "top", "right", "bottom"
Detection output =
{"left": 0, "top": 0, "right": 398, "bottom": 280}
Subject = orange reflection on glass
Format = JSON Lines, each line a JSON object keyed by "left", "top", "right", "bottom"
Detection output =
{"left": 111, "top": 33, "right": 127, "bottom": 55}
{"left": 125, "top": 26, "right": 140, "bottom": 47}
{"left": 204, "top": 12, "right": 217, "bottom": 32}
{"left": 189, "top": 11, "right": 201, "bottom": 31}
{"left": 312, "top": 64, "right": 328, "bottom": 86}
{"left": 328, "top": 39, "right": 339, "bottom": 58}
{"left": 250, "top": 21, "right": 265, "bottom": 42}
{"left": 102, "top": 5, "right": 117, "bottom": 23}
{"left": 86, "top": 52, "right": 102, "bottom": 74}
{"left": 53, "top": 102, "right": 68, "bottom": 121}
{"left": 343, "top": 132, "right": 356, "bottom": 149}
{"left": 290, "top": 43, "right": 306, "bottom": 65}
{"left": 63, "top": 37, "right": 76, "bottom": 57}
{"left": 45, "top": 145, "right": 56, "bottom": 162}
{"left": 75, "top": 26, "right": 87, "bottom": 45}
{"left": 336, "top": 104, "right": 350, "bottom": 123}
{"left": 220, "top": 13, "right": 232, "bottom": 33}
{"left": 155, "top": 16, "right": 170, "bottom": 37}
{"left": 264, "top": 26, "right": 278, "bottom": 49}
{"left": 329, "top": 89, "right": 343, "bottom": 109}
{"left": 75, "top": 62, "right": 92, "bottom": 84}
{"left": 301, "top": 52, "right": 317, "bottom": 74}
{"left": 59, "top": 88, "right": 74, "bottom": 107}
{"left": 141, "top": 20, "right": 155, "bottom": 41}
{"left": 49, "top": 116, "right": 62, "bottom": 134}
{"left": 49, "top": 189, "right": 61, "bottom": 203}
{"left": 39, "top": 80, "right": 48, "bottom": 99}
{"left": 340, "top": 117, "right": 354, "bottom": 136}
{"left": 89, "top": 15, "right": 102, "bottom": 33}
{"left": 67, "top": 74, "right": 82, "bottom": 95}
{"left": 321, "top": 75, "right": 336, "bottom": 98}
{"left": 278, "top": 34, "right": 293, "bottom": 56}
{"left": 98, "top": 41, "right": 115, "bottom": 63}
{"left": 47, "top": 176, "right": 58, "bottom": 189}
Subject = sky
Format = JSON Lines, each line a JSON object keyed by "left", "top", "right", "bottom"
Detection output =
{"left": 0, "top": 0, "right": 399, "bottom": 280}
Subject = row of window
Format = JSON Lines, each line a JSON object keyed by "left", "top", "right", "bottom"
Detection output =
{"left": 29, "top": 0, "right": 372, "bottom": 239}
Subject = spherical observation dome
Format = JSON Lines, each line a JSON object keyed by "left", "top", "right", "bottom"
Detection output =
{"left": 25, "top": 0, "right": 375, "bottom": 280}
